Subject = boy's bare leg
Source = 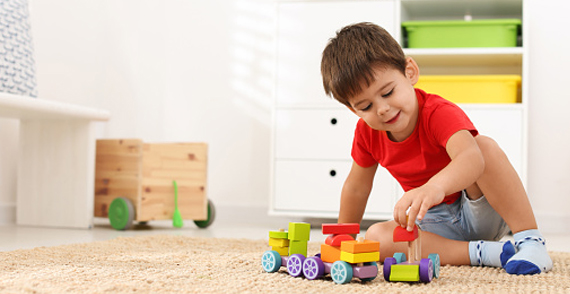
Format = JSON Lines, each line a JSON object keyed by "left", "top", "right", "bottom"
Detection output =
{"left": 473, "top": 135, "right": 552, "bottom": 274}
{"left": 365, "top": 220, "right": 470, "bottom": 265}
{"left": 472, "top": 135, "right": 537, "bottom": 234}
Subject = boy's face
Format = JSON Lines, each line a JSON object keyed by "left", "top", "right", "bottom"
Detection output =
{"left": 348, "top": 60, "right": 419, "bottom": 142}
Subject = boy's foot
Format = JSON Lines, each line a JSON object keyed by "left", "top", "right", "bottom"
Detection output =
{"left": 504, "top": 229, "right": 553, "bottom": 275}
{"left": 469, "top": 240, "right": 516, "bottom": 267}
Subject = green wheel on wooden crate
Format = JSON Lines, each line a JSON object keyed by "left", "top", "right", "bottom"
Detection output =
{"left": 194, "top": 199, "right": 216, "bottom": 228}
{"left": 108, "top": 197, "right": 135, "bottom": 230}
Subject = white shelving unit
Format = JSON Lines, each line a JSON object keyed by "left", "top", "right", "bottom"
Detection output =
{"left": 270, "top": 0, "right": 527, "bottom": 220}
{"left": 401, "top": 0, "right": 527, "bottom": 183}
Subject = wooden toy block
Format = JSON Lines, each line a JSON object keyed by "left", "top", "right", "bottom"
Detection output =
{"left": 322, "top": 223, "right": 360, "bottom": 235}
{"left": 269, "top": 229, "right": 288, "bottom": 239}
{"left": 325, "top": 234, "right": 354, "bottom": 246}
{"left": 390, "top": 263, "right": 420, "bottom": 282}
{"left": 272, "top": 246, "right": 289, "bottom": 256}
{"left": 288, "top": 222, "right": 311, "bottom": 241}
{"left": 393, "top": 225, "right": 419, "bottom": 242}
{"left": 94, "top": 139, "right": 208, "bottom": 222}
{"left": 289, "top": 240, "right": 308, "bottom": 256}
{"left": 320, "top": 243, "right": 342, "bottom": 263}
{"left": 269, "top": 237, "right": 290, "bottom": 247}
{"left": 340, "top": 251, "right": 380, "bottom": 264}
{"left": 340, "top": 239, "right": 380, "bottom": 254}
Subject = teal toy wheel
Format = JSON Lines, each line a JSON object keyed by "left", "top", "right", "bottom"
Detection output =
{"left": 331, "top": 261, "right": 353, "bottom": 284}
{"left": 393, "top": 252, "right": 407, "bottom": 263}
{"left": 428, "top": 253, "right": 440, "bottom": 278}
{"left": 108, "top": 197, "right": 135, "bottom": 230}
{"left": 261, "top": 250, "right": 282, "bottom": 273}
{"left": 194, "top": 199, "right": 216, "bottom": 228}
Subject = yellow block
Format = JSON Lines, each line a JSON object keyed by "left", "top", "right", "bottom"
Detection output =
{"left": 272, "top": 246, "right": 289, "bottom": 256}
{"left": 340, "top": 251, "right": 380, "bottom": 264}
{"left": 269, "top": 237, "right": 290, "bottom": 247}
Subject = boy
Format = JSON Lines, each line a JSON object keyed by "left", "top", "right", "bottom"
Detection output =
{"left": 320, "top": 22, "right": 552, "bottom": 275}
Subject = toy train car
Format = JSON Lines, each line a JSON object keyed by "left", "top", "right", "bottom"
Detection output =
{"left": 261, "top": 222, "right": 379, "bottom": 284}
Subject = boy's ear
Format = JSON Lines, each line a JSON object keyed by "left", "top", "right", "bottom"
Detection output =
{"left": 405, "top": 57, "right": 420, "bottom": 86}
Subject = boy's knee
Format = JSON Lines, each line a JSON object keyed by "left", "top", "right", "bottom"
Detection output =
{"left": 365, "top": 221, "right": 395, "bottom": 242}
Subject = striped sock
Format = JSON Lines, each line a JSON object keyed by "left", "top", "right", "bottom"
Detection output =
{"left": 469, "top": 240, "right": 515, "bottom": 267}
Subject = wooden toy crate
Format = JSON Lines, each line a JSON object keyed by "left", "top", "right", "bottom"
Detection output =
{"left": 94, "top": 139, "right": 213, "bottom": 229}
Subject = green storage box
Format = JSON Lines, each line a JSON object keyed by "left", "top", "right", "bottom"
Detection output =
{"left": 402, "top": 19, "right": 521, "bottom": 48}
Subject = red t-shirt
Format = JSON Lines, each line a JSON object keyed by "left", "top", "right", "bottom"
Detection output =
{"left": 351, "top": 88, "right": 478, "bottom": 205}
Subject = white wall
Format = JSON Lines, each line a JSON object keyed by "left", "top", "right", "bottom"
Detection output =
{"left": 1, "top": 0, "right": 569, "bottom": 233}
{"left": 525, "top": 0, "right": 570, "bottom": 234}
{"left": 3, "top": 0, "right": 274, "bottom": 217}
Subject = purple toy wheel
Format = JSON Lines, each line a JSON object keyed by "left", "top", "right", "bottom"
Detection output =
{"left": 419, "top": 258, "right": 434, "bottom": 283}
{"left": 303, "top": 256, "right": 325, "bottom": 280}
{"left": 287, "top": 254, "right": 306, "bottom": 278}
{"left": 383, "top": 257, "right": 397, "bottom": 281}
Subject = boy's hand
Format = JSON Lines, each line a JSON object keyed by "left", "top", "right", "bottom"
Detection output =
{"left": 393, "top": 183, "right": 445, "bottom": 231}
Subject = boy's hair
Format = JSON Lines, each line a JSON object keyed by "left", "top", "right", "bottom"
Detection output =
{"left": 321, "top": 22, "right": 407, "bottom": 107}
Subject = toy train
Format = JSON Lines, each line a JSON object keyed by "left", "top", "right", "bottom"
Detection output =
{"left": 261, "top": 222, "right": 440, "bottom": 284}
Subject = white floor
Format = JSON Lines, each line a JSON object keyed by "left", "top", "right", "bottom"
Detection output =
{"left": 1, "top": 214, "right": 568, "bottom": 253}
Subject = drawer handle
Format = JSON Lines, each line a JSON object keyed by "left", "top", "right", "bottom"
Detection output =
{"left": 330, "top": 118, "right": 337, "bottom": 125}
{"left": 329, "top": 170, "right": 337, "bottom": 177}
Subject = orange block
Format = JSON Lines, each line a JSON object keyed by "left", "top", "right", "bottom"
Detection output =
{"left": 340, "top": 239, "right": 380, "bottom": 254}
{"left": 325, "top": 234, "right": 354, "bottom": 246}
{"left": 320, "top": 244, "right": 341, "bottom": 263}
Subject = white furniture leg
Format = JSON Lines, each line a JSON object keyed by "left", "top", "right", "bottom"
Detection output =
{"left": 0, "top": 93, "right": 110, "bottom": 229}
{"left": 17, "top": 120, "right": 97, "bottom": 228}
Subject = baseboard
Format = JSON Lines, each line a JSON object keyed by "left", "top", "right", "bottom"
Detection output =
{"left": 0, "top": 203, "right": 16, "bottom": 225}
{"left": 215, "top": 204, "right": 303, "bottom": 227}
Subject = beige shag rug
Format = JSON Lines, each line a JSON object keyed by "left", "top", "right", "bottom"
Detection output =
{"left": 0, "top": 235, "right": 569, "bottom": 293}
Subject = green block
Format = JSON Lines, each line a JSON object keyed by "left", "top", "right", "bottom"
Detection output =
{"left": 288, "top": 222, "right": 311, "bottom": 241}
{"left": 289, "top": 240, "right": 308, "bottom": 257}
{"left": 389, "top": 264, "right": 419, "bottom": 282}
{"left": 269, "top": 230, "right": 288, "bottom": 239}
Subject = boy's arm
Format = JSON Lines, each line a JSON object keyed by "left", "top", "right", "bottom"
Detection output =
{"left": 394, "top": 129, "right": 485, "bottom": 231}
{"left": 338, "top": 161, "right": 378, "bottom": 225}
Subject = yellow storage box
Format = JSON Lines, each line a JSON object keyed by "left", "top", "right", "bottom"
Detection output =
{"left": 415, "top": 75, "right": 521, "bottom": 104}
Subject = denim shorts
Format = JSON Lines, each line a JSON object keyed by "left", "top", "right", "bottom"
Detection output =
{"left": 416, "top": 191, "right": 510, "bottom": 241}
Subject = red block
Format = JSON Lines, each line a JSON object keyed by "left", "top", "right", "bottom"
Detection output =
{"left": 322, "top": 223, "right": 360, "bottom": 235}
{"left": 393, "top": 225, "right": 419, "bottom": 242}
{"left": 325, "top": 234, "right": 354, "bottom": 246}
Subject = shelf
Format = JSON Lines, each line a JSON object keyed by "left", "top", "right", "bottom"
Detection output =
{"left": 0, "top": 92, "right": 110, "bottom": 121}
{"left": 401, "top": 0, "right": 522, "bottom": 21}
{"left": 404, "top": 47, "right": 523, "bottom": 68}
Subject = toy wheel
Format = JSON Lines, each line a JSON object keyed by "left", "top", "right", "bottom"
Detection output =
{"left": 360, "top": 262, "right": 378, "bottom": 282}
{"left": 287, "top": 254, "right": 306, "bottom": 277}
{"left": 194, "top": 199, "right": 216, "bottom": 228}
{"left": 303, "top": 256, "right": 325, "bottom": 280}
{"left": 261, "top": 250, "right": 282, "bottom": 273}
{"left": 428, "top": 253, "right": 440, "bottom": 278}
{"left": 383, "top": 257, "right": 397, "bottom": 281}
{"left": 108, "top": 197, "right": 135, "bottom": 230}
{"left": 331, "top": 261, "right": 353, "bottom": 284}
{"left": 393, "top": 252, "right": 407, "bottom": 263}
{"left": 419, "top": 258, "right": 434, "bottom": 283}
